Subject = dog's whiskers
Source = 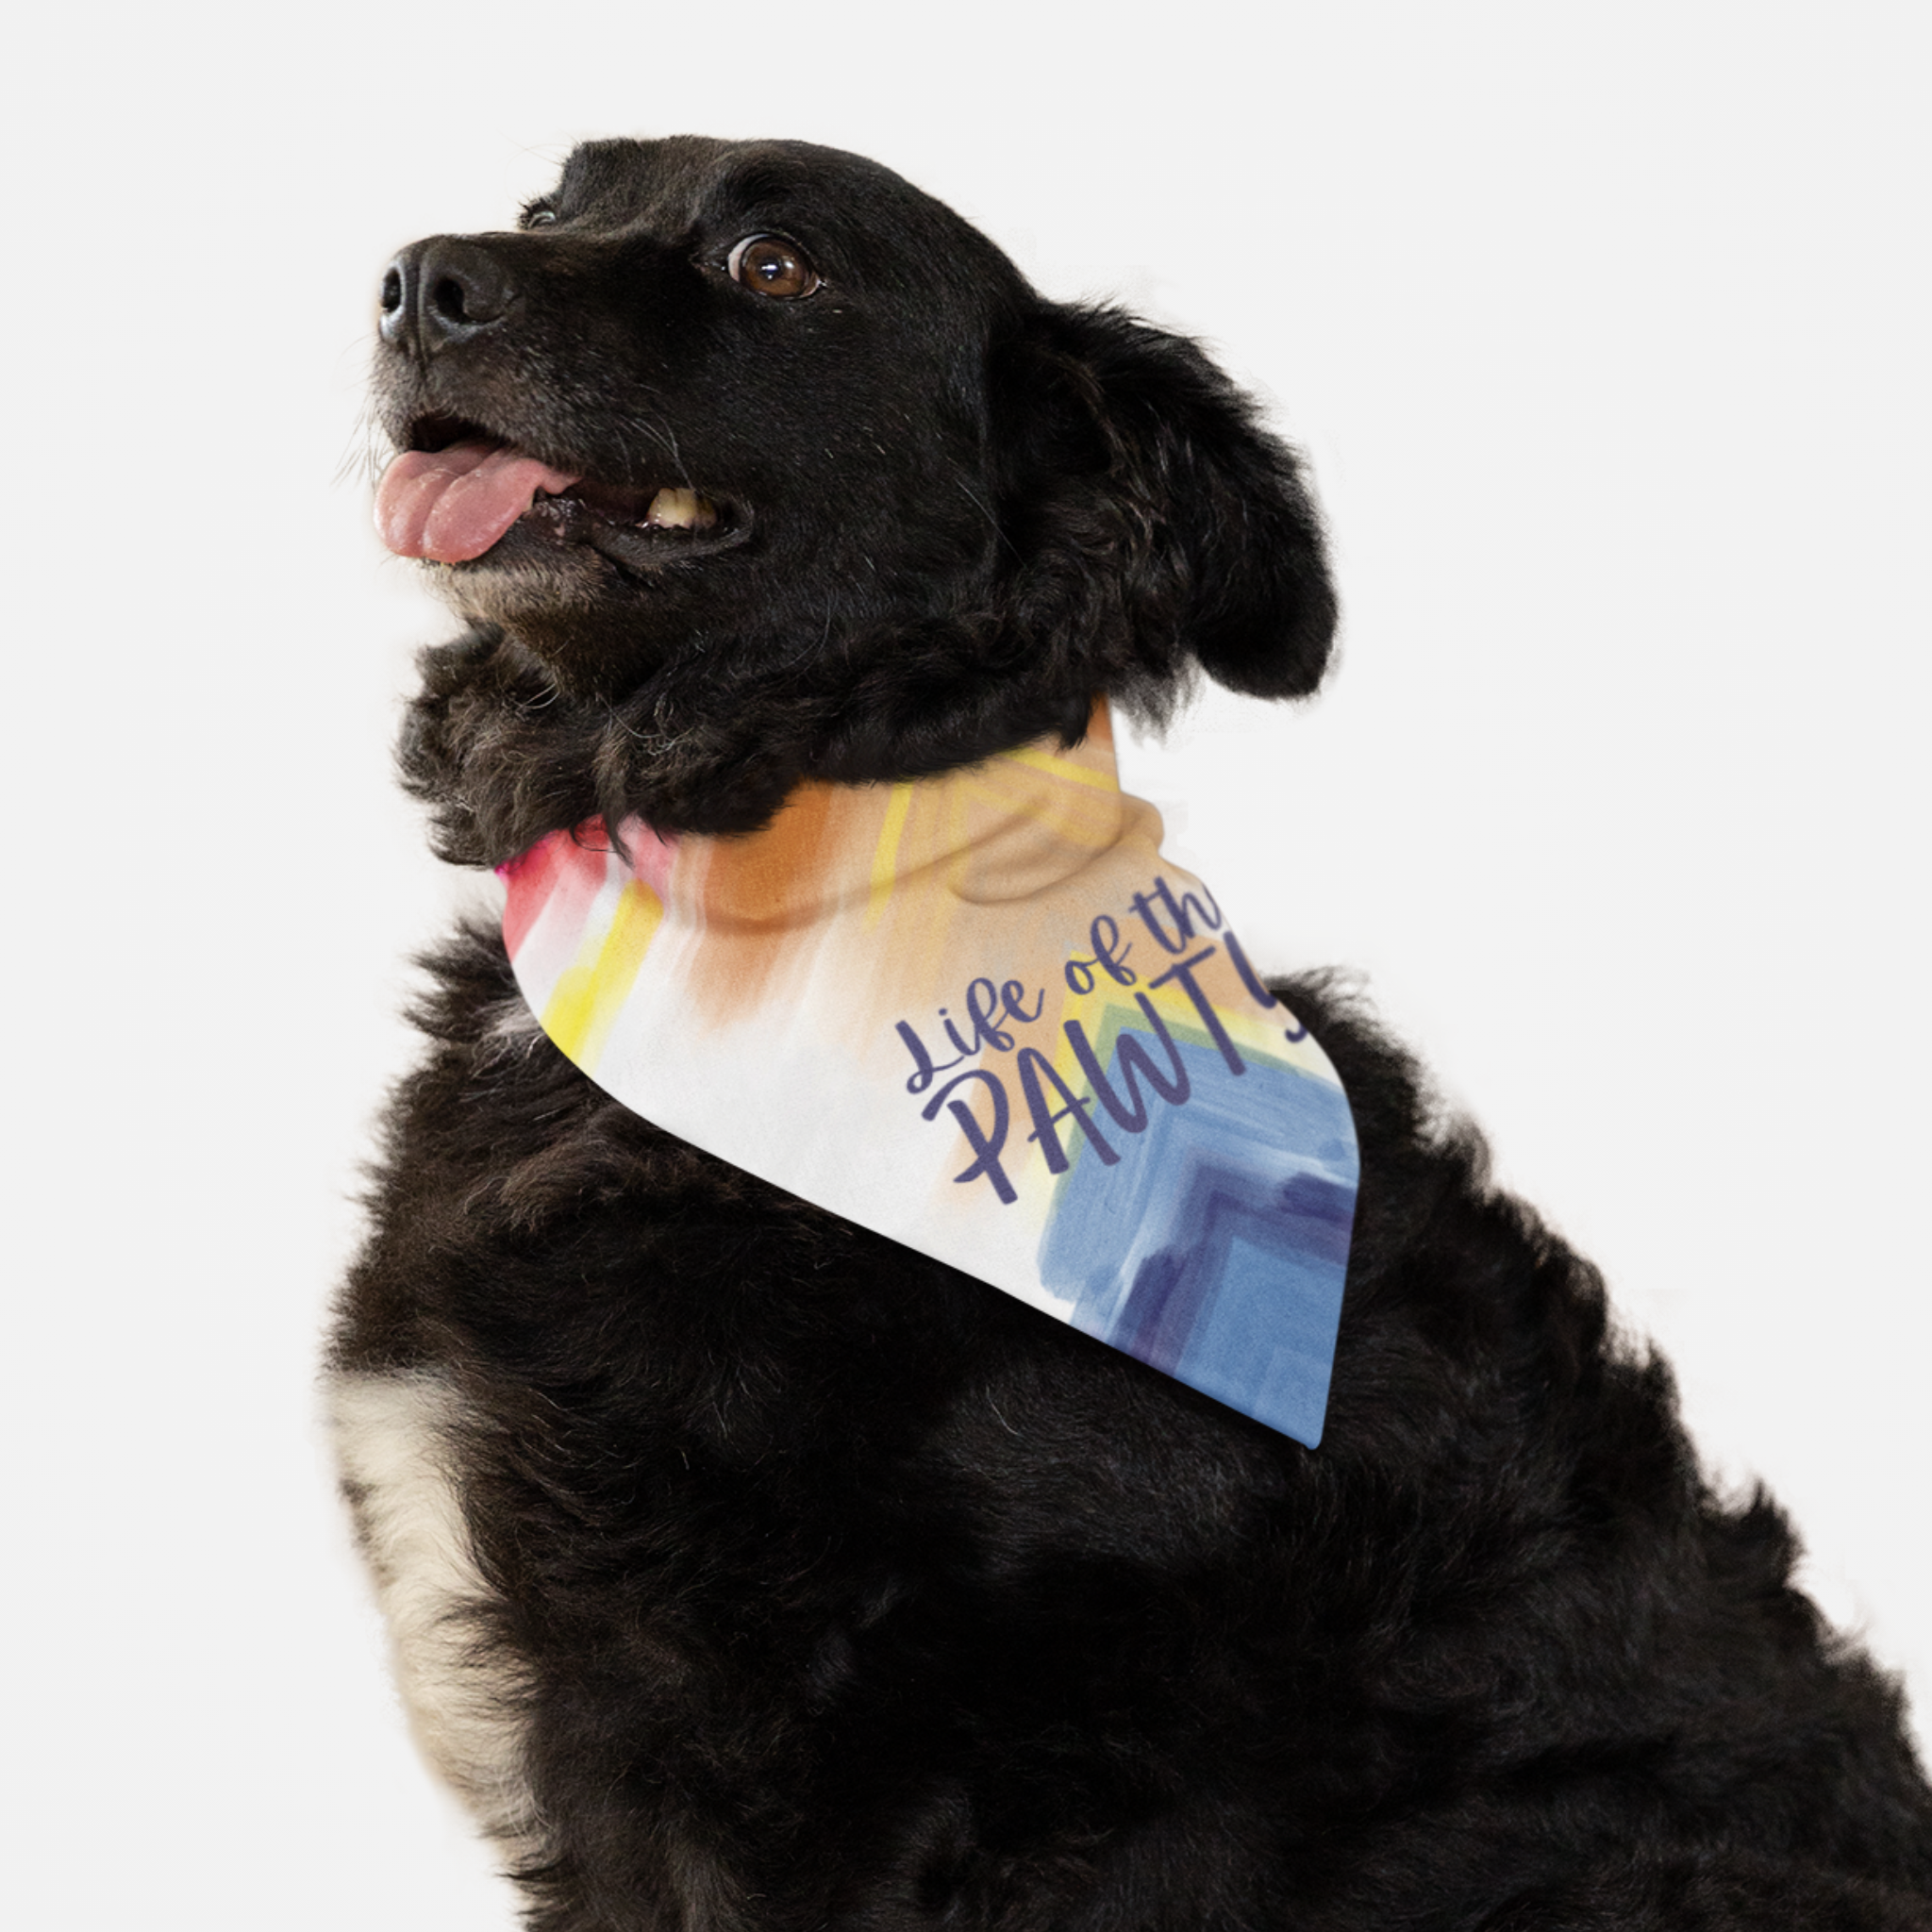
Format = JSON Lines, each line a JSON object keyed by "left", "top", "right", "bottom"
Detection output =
{"left": 336, "top": 395, "right": 394, "bottom": 491}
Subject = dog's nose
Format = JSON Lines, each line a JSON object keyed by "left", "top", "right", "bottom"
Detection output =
{"left": 379, "top": 239, "right": 516, "bottom": 355}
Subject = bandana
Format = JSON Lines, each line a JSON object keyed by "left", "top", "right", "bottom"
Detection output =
{"left": 500, "top": 705, "right": 1357, "bottom": 1447}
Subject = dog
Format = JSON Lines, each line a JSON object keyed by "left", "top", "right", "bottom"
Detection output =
{"left": 332, "top": 135, "right": 1932, "bottom": 1930}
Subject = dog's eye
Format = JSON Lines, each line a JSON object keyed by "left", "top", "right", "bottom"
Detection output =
{"left": 727, "top": 235, "right": 820, "bottom": 299}
{"left": 520, "top": 203, "right": 558, "bottom": 230}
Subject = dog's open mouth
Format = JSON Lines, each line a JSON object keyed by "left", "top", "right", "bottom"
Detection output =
{"left": 375, "top": 417, "right": 745, "bottom": 571}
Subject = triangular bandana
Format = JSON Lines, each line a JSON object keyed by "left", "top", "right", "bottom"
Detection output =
{"left": 500, "top": 705, "right": 1357, "bottom": 1447}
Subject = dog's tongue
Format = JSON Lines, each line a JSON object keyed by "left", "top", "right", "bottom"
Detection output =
{"left": 375, "top": 441, "right": 582, "bottom": 562}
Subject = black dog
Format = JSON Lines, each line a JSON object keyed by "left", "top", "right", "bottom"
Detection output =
{"left": 333, "top": 136, "right": 1932, "bottom": 1931}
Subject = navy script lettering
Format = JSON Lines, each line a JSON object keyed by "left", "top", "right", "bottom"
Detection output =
{"left": 1220, "top": 928, "right": 1310, "bottom": 1043}
{"left": 1064, "top": 914, "right": 1138, "bottom": 995}
{"left": 896, "top": 874, "right": 1294, "bottom": 1201}
{"left": 896, "top": 975, "right": 1046, "bottom": 1093}
{"left": 1148, "top": 949, "right": 1245, "bottom": 1077}
{"left": 920, "top": 1069, "right": 1016, "bottom": 1204}
{"left": 1017, "top": 1051, "right": 1119, "bottom": 1173}
{"left": 1126, "top": 875, "right": 1224, "bottom": 956}
{"left": 1063, "top": 994, "right": 1191, "bottom": 1132}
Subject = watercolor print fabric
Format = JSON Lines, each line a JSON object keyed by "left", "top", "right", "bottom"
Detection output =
{"left": 501, "top": 705, "right": 1357, "bottom": 1447}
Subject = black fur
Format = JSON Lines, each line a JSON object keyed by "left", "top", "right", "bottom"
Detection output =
{"left": 337, "top": 136, "right": 1932, "bottom": 1930}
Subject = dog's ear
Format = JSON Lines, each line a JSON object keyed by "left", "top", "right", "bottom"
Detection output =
{"left": 997, "top": 303, "right": 1337, "bottom": 705}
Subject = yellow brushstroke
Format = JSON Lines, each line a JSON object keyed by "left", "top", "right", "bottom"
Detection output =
{"left": 541, "top": 880, "right": 663, "bottom": 1069}
{"left": 958, "top": 770, "right": 1120, "bottom": 851}
{"left": 1002, "top": 742, "right": 1117, "bottom": 791}
{"left": 866, "top": 782, "right": 915, "bottom": 930}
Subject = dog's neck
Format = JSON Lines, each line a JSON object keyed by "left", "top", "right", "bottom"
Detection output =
{"left": 538, "top": 704, "right": 1132, "bottom": 933}
{"left": 500, "top": 703, "right": 1359, "bottom": 1448}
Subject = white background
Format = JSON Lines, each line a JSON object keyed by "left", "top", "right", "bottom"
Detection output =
{"left": 2, "top": 3, "right": 1926, "bottom": 1925}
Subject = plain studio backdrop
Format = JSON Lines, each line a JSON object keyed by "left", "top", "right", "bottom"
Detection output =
{"left": 2, "top": 3, "right": 1926, "bottom": 1924}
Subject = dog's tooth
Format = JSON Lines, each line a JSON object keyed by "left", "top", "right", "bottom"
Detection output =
{"left": 644, "top": 488, "right": 716, "bottom": 530}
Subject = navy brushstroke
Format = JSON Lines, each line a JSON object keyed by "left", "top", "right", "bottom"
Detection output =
{"left": 1037, "top": 1034, "right": 1357, "bottom": 1448}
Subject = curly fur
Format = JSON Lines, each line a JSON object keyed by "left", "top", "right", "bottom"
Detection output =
{"left": 398, "top": 295, "right": 1332, "bottom": 861}
{"left": 334, "top": 135, "right": 1932, "bottom": 1930}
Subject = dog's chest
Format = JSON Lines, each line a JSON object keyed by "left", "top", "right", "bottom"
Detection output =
{"left": 328, "top": 1369, "right": 543, "bottom": 1857}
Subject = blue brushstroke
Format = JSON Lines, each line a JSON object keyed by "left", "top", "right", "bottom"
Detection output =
{"left": 1037, "top": 1035, "right": 1357, "bottom": 1448}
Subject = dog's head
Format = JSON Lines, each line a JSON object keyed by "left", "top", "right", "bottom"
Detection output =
{"left": 374, "top": 136, "right": 1336, "bottom": 861}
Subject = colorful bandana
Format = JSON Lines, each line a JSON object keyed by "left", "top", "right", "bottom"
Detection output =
{"left": 500, "top": 705, "right": 1357, "bottom": 1447}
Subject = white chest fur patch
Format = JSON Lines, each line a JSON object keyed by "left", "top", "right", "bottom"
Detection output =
{"left": 328, "top": 1370, "right": 543, "bottom": 1861}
